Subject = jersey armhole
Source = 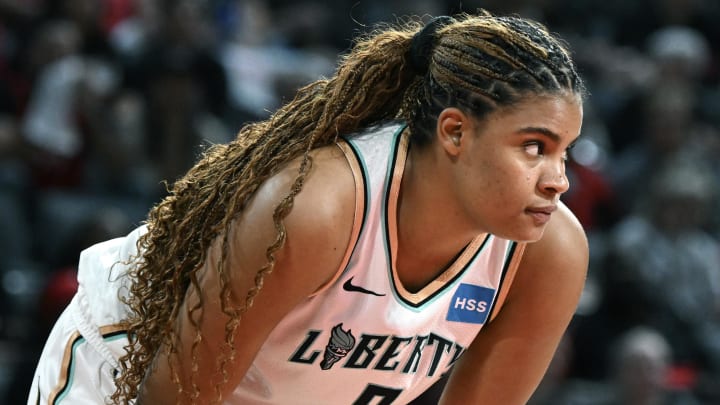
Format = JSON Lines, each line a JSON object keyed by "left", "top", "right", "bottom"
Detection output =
{"left": 488, "top": 242, "right": 527, "bottom": 322}
{"left": 308, "top": 141, "right": 366, "bottom": 297}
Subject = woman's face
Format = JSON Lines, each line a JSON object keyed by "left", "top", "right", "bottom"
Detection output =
{"left": 449, "top": 94, "right": 583, "bottom": 242}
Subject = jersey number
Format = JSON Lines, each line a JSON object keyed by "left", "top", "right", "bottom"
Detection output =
{"left": 353, "top": 384, "right": 402, "bottom": 405}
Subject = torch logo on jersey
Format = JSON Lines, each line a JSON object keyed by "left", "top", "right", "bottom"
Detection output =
{"left": 320, "top": 323, "right": 356, "bottom": 370}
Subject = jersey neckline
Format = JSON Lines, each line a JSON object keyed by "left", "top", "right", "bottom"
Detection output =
{"left": 383, "top": 127, "right": 490, "bottom": 308}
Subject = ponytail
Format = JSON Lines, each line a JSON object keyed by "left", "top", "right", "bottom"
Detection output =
{"left": 113, "top": 17, "right": 430, "bottom": 404}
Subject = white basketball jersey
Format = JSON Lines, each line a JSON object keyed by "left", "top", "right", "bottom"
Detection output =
{"left": 230, "top": 121, "right": 526, "bottom": 404}
{"left": 40, "top": 121, "right": 525, "bottom": 405}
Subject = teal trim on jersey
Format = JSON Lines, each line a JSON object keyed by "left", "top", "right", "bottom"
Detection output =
{"left": 503, "top": 240, "right": 518, "bottom": 264}
{"left": 53, "top": 330, "right": 129, "bottom": 404}
{"left": 53, "top": 336, "right": 84, "bottom": 404}
{"left": 342, "top": 139, "right": 371, "bottom": 243}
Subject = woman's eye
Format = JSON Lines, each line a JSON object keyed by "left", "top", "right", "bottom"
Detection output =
{"left": 524, "top": 141, "right": 543, "bottom": 157}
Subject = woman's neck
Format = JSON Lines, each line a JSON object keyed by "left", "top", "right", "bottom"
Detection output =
{"left": 394, "top": 141, "right": 482, "bottom": 291}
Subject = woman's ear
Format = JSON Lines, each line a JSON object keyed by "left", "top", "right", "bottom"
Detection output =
{"left": 436, "top": 107, "right": 470, "bottom": 156}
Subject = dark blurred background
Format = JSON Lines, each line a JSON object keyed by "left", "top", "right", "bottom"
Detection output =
{"left": 0, "top": 0, "right": 718, "bottom": 403}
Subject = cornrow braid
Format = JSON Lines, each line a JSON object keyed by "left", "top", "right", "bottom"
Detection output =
{"left": 406, "top": 12, "right": 585, "bottom": 146}
{"left": 110, "top": 11, "right": 585, "bottom": 404}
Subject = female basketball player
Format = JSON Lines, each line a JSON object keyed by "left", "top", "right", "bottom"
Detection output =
{"left": 29, "top": 11, "right": 588, "bottom": 405}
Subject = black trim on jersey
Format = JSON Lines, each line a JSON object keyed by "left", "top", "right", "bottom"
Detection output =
{"left": 103, "top": 330, "right": 127, "bottom": 340}
{"left": 382, "top": 122, "right": 405, "bottom": 301}
{"left": 484, "top": 241, "right": 518, "bottom": 322}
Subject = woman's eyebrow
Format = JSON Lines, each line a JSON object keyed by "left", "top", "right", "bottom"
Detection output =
{"left": 516, "top": 126, "right": 561, "bottom": 143}
{"left": 516, "top": 126, "right": 582, "bottom": 145}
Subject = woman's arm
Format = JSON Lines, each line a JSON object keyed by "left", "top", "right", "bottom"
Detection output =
{"left": 440, "top": 202, "right": 588, "bottom": 404}
{"left": 138, "top": 145, "right": 357, "bottom": 403}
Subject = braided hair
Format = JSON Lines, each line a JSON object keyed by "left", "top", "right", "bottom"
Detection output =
{"left": 111, "top": 11, "right": 585, "bottom": 404}
{"left": 403, "top": 12, "right": 585, "bottom": 146}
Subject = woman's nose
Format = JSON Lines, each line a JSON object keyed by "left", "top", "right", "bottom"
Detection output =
{"left": 539, "top": 162, "right": 569, "bottom": 195}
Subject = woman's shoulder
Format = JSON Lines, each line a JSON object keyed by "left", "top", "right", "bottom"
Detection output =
{"left": 526, "top": 202, "right": 588, "bottom": 260}
{"left": 253, "top": 142, "right": 354, "bottom": 201}
{"left": 217, "top": 143, "right": 358, "bottom": 301}
{"left": 279, "top": 143, "right": 356, "bottom": 221}
{"left": 245, "top": 142, "right": 358, "bottom": 256}
{"left": 514, "top": 202, "right": 588, "bottom": 295}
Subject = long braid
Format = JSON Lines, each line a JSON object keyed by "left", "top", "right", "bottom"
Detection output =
{"left": 110, "top": 20, "right": 423, "bottom": 405}
{"left": 111, "top": 11, "right": 584, "bottom": 404}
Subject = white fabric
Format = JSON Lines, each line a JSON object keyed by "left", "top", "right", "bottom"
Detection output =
{"left": 231, "top": 121, "right": 520, "bottom": 404}
{"left": 28, "top": 121, "right": 522, "bottom": 404}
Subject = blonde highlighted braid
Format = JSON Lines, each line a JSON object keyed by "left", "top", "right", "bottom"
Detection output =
{"left": 111, "top": 11, "right": 584, "bottom": 404}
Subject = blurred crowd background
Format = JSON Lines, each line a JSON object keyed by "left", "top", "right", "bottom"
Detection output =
{"left": 0, "top": 0, "right": 719, "bottom": 403}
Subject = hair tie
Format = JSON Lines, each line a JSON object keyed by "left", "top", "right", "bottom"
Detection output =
{"left": 408, "top": 16, "right": 454, "bottom": 74}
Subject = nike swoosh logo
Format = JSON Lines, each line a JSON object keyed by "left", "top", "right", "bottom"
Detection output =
{"left": 342, "top": 277, "right": 386, "bottom": 296}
